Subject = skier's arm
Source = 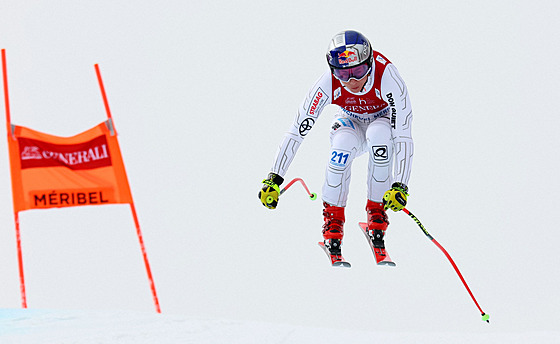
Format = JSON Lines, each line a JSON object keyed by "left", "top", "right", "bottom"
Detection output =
{"left": 271, "top": 71, "right": 332, "bottom": 177}
{"left": 381, "top": 64, "right": 414, "bottom": 187}
{"left": 259, "top": 71, "right": 331, "bottom": 209}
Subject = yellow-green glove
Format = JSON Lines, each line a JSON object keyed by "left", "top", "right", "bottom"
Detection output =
{"left": 383, "top": 182, "right": 409, "bottom": 212}
{"left": 258, "top": 173, "right": 284, "bottom": 209}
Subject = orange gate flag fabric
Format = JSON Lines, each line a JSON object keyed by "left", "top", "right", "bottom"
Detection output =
{"left": 7, "top": 120, "right": 133, "bottom": 212}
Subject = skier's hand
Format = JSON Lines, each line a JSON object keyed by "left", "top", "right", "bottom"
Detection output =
{"left": 383, "top": 182, "right": 408, "bottom": 212}
{"left": 258, "top": 173, "right": 284, "bottom": 209}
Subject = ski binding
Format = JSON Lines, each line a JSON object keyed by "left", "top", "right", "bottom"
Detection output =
{"left": 358, "top": 222, "right": 396, "bottom": 266}
{"left": 318, "top": 241, "right": 351, "bottom": 268}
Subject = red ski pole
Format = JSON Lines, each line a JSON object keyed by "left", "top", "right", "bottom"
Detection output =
{"left": 402, "top": 208, "right": 489, "bottom": 323}
{"left": 279, "top": 178, "right": 317, "bottom": 200}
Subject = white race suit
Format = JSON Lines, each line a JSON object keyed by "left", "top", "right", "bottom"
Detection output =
{"left": 271, "top": 51, "right": 413, "bottom": 207}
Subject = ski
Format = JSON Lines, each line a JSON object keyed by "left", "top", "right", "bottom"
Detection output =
{"left": 358, "top": 222, "right": 396, "bottom": 266}
{"left": 318, "top": 242, "right": 351, "bottom": 268}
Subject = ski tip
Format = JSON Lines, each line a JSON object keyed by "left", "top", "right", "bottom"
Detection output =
{"left": 378, "top": 261, "right": 396, "bottom": 267}
{"left": 481, "top": 313, "right": 490, "bottom": 323}
{"left": 333, "top": 261, "right": 351, "bottom": 268}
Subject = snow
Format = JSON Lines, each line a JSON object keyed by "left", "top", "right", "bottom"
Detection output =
{"left": 1, "top": 0, "right": 560, "bottom": 343}
{"left": 2, "top": 309, "right": 558, "bottom": 344}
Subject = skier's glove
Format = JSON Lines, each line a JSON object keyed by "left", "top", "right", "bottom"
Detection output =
{"left": 383, "top": 182, "right": 409, "bottom": 212}
{"left": 258, "top": 173, "right": 284, "bottom": 209}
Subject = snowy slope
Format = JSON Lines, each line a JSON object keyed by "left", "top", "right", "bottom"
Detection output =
{"left": 1, "top": 309, "right": 559, "bottom": 344}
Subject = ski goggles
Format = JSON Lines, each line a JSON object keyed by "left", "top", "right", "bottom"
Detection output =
{"left": 332, "top": 63, "right": 371, "bottom": 82}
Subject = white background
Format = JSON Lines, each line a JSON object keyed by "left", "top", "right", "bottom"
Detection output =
{"left": 1, "top": 0, "right": 559, "bottom": 338}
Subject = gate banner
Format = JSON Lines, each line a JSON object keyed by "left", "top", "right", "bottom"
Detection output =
{"left": 7, "top": 120, "right": 133, "bottom": 212}
{"left": 3, "top": 49, "right": 160, "bottom": 313}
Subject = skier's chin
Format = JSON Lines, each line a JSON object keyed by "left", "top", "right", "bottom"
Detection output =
{"left": 342, "top": 78, "right": 366, "bottom": 93}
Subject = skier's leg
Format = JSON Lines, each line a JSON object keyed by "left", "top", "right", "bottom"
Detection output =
{"left": 321, "top": 116, "right": 363, "bottom": 251}
{"left": 365, "top": 116, "right": 394, "bottom": 202}
{"left": 322, "top": 117, "right": 363, "bottom": 208}
{"left": 365, "top": 117, "right": 393, "bottom": 236}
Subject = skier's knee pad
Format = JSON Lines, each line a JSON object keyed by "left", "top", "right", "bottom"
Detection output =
{"left": 329, "top": 125, "right": 360, "bottom": 172}
{"left": 368, "top": 144, "right": 392, "bottom": 181}
{"left": 366, "top": 118, "right": 393, "bottom": 181}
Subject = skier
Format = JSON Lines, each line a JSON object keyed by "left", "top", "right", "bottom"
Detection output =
{"left": 259, "top": 30, "right": 413, "bottom": 262}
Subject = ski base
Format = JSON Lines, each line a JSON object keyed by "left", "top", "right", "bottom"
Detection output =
{"left": 358, "top": 222, "right": 396, "bottom": 267}
{"left": 318, "top": 242, "right": 351, "bottom": 268}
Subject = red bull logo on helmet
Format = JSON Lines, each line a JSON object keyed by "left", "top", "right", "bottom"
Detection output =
{"left": 338, "top": 50, "right": 358, "bottom": 65}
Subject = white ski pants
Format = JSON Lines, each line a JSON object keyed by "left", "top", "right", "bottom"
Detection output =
{"left": 322, "top": 112, "right": 394, "bottom": 207}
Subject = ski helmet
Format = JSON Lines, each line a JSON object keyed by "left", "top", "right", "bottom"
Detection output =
{"left": 326, "top": 30, "right": 373, "bottom": 70}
